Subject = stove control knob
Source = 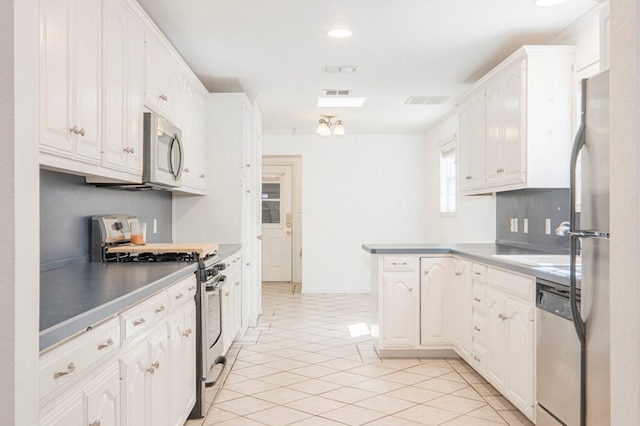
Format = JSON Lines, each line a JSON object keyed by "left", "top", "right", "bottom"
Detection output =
{"left": 217, "top": 263, "right": 226, "bottom": 271}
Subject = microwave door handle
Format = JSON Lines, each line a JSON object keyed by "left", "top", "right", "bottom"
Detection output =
{"left": 174, "top": 135, "right": 184, "bottom": 180}
{"left": 168, "top": 135, "right": 184, "bottom": 180}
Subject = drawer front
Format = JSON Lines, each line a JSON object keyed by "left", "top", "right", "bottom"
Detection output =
{"left": 167, "top": 274, "right": 197, "bottom": 310}
{"left": 472, "top": 316, "right": 487, "bottom": 348}
{"left": 472, "top": 285, "right": 487, "bottom": 316}
{"left": 40, "top": 317, "right": 120, "bottom": 399}
{"left": 472, "top": 263, "right": 487, "bottom": 282}
{"left": 383, "top": 256, "right": 418, "bottom": 272}
{"left": 470, "top": 345, "right": 486, "bottom": 374}
{"left": 487, "top": 267, "right": 534, "bottom": 300}
{"left": 121, "top": 291, "right": 169, "bottom": 341}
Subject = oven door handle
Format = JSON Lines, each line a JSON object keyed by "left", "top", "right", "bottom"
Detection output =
{"left": 204, "top": 355, "right": 227, "bottom": 388}
{"left": 205, "top": 275, "right": 227, "bottom": 292}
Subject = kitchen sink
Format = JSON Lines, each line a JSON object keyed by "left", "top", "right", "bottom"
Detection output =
{"left": 491, "top": 254, "right": 580, "bottom": 267}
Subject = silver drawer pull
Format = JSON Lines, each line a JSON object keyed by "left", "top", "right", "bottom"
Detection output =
{"left": 97, "top": 338, "right": 114, "bottom": 351}
{"left": 498, "top": 313, "right": 508, "bottom": 321}
{"left": 474, "top": 271, "right": 482, "bottom": 276}
{"left": 474, "top": 297, "right": 481, "bottom": 302}
{"left": 155, "top": 305, "right": 166, "bottom": 314}
{"left": 188, "top": 285, "right": 196, "bottom": 291}
{"left": 235, "top": 280, "right": 240, "bottom": 286}
{"left": 147, "top": 361, "right": 160, "bottom": 374}
{"left": 53, "top": 362, "right": 76, "bottom": 379}
{"left": 133, "top": 318, "right": 146, "bottom": 327}
{"left": 473, "top": 355, "right": 481, "bottom": 362}
{"left": 159, "top": 94, "right": 168, "bottom": 101}
{"left": 473, "top": 326, "right": 481, "bottom": 332}
{"left": 455, "top": 272, "right": 462, "bottom": 276}
{"left": 391, "top": 261, "right": 408, "bottom": 266}
{"left": 183, "top": 167, "right": 190, "bottom": 173}
{"left": 183, "top": 328, "right": 192, "bottom": 337}
{"left": 200, "top": 174, "right": 205, "bottom": 178}
{"left": 175, "top": 293, "right": 184, "bottom": 300}
{"left": 89, "top": 421, "right": 101, "bottom": 426}
{"left": 69, "top": 125, "right": 79, "bottom": 134}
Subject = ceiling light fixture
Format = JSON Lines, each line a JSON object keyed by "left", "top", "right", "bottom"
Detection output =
{"left": 317, "top": 116, "right": 345, "bottom": 136}
{"left": 533, "top": 0, "right": 566, "bottom": 6}
{"left": 318, "top": 96, "right": 366, "bottom": 108}
{"left": 327, "top": 28, "right": 352, "bottom": 38}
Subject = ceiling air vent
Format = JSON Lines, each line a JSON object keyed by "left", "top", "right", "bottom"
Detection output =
{"left": 322, "top": 65, "right": 358, "bottom": 74}
{"left": 322, "top": 89, "right": 351, "bottom": 96}
{"left": 404, "top": 96, "right": 449, "bottom": 105}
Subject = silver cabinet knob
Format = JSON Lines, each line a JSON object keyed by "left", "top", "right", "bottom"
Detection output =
{"left": 155, "top": 305, "right": 166, "bottom": 314}
{"left": 183, "top": 168, "right": 190, "bottom": 173}
{"left": 200, "top": 174, "right": 205, "bottom": 178}
{"left": 133, "top": 318, "right": 146, "bottom": 327}
{"left": 159, "top": 94, "right": 168, "bottom": 101}
{"left": 183, "top": 328, "right": 192, "bottom": 337}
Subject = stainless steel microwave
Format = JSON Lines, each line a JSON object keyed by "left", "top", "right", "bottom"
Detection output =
{"left": 143, "top": 112, "right": 184, "bottom": 188}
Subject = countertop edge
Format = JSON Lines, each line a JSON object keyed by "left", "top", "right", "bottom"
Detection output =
{"left": 39, "top": 263, "right": 198, "bottom": 352}
{"left": 362, "top": 243, "right": 571, "bottom": 286}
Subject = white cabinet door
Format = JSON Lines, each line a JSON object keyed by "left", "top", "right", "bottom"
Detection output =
{"left": 484, "top": 76, "right": 502, "bottom": 187}
{"left": 499, "top": 61, "right": 525, "bottom": 186}
{"left": 485, "top": 290, "right": 507, "bottom": 389}
{"left": 420, "top": 258, "right": 450, "bottom": 345}
{"left": 102, "top": 0, "right": 144, "bottom": 175}
{"left": 148, "top": 325, "right": 170, "bottom": 426}
{"left": 504, "top": 298, "right": 534, "bottom": 411}
{"left": 452, "top": 258, "right": 473, "bottom": 358}
{"left": 39, "top": 0, "right": 101, "bottom": 164}
{"left": 86, "top": 364, "right": 121, "bottom": 426}
{"left": 168, "top": 303, "right": 196, "bottom": 426}
{"left": 120, "top": 341, "right": 150, "bottom": 426}
{"left": 458, "top": 89, "right": 486, "bottom": 193}
{"left": 40, "top": 389, "right": 85, "bottom": 426}
{"left": 382, "top": 271, "right": 419, "bottom": 348}
{"left": 144, "top": 34, "right": 177, "bottom": 121}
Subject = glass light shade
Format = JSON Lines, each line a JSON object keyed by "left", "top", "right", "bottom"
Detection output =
{"left": 333, "top": 120, "right": 345, "bottom": 136}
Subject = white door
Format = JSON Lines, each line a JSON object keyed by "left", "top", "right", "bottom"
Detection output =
{"left": 261, "top": 165, "right": 293, "bottom": 282}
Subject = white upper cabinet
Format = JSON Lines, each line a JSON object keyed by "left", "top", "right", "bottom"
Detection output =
{"left": 144, "top": 33, "right": 178, "bottom": 122}
{"left": 101, "top": 0, "right": 144, "bottom": 176}
{"left": 458, "top": 45, "right": 576, "bottom": 195}
{"left": 39, "top": 0, "right": 102, "bottom": 166}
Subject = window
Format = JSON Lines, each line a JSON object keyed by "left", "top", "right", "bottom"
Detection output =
{"left": 262, "top": 179, "right": 281, "bottom": 224}
{"left": 440, "top": 138, "right": 456, "bottom": 214}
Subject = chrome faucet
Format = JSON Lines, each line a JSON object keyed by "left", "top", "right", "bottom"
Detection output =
{"left": 555, "top": 221, "right": 571, "bottom": 236}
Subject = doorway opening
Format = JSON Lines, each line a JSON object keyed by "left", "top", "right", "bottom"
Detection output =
{"left": 261, "top": 156, "right": 302, "bottom": 292}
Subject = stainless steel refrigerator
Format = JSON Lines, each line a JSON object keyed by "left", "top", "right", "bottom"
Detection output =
{"left": 569, "top": 69, "right": 610, "bottom": 426}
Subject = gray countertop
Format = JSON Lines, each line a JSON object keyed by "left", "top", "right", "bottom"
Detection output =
{"left": 40, "top": 244, "right": 244, "bottom": 352}
{"left": 40, "top": 262, "right": 198, "bottom": 351}
{"left": 362, "top": 243, "right": 573, "bottom": 286}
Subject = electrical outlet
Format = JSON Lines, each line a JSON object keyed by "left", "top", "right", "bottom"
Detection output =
{"left": 153, "top": 218, "right": 158, "bottom": 234}
{"left": 523, "top": 218, "right": 529, "bottom": 234}
{"left": 545, "top": 218, "right": 551, "bottom": 235}
{"left": 513, "top": 218, "right": 519, "bottom": 233}
{"left": 509, "top": 218, "right": 514, "bottom": 232}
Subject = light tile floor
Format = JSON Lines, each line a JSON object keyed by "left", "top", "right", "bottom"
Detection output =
{"left": 186, "top": 283, "right": 534, "bottom": 426}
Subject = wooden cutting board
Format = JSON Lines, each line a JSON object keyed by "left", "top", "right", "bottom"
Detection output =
{"left": 107, "top": 243, "right": 219, "bottom": 258}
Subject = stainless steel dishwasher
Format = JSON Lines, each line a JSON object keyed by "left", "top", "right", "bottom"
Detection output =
{"left": 536, "top": 278, "right": 581, "bottom": 426}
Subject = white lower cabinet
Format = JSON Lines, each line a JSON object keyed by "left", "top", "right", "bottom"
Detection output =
{"left": 221, "top": 253, "right": 243, "bottom": 355}
{"left": 41, "top": 361, "right": 121, "bottom": 426}
{"left": 168, "top": 303, "right": 196, "bottom": 426}
{"left": 484, "top": 268, "right": 535, "bottom": 419}
{"left": 380, "top": 256, "right": 420, "bottom": 349}
{"left": 40, "top": 275, "right": 197, "bottom": 426}
{"left": 451, "top": 258, "right": 472, "bottom": 360}
{"left": 420, "top": 257, "right": 451, "bottom": 345}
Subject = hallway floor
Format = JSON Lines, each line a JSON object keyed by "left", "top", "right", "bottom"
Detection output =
{"left": 188, "top": 283, "right": 533, "bottom": 425}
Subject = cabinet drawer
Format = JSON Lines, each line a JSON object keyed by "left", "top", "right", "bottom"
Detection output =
{"left": 383, "top": 256, "right": 418, "bottom": 271}
{"left": 121, "top": 291, "right": 169, "bottom": 341}
{"left": 472, "top": 316, "right": 487, "bottom": 348}
{"left": 470, "top": 346, "right": 486, "bottom": 374}
{"left": 472, "top": 263, "right": 487, "bottom": 282}
{"left": 167, "top": 274, "right": 197, "bottom": 310}
{"left": 40, "top": 317, "right": 120, "bottom": 400}
{"left": 487, "top": 267, "right": 534, "bottom": 300}
{"left": 472, "top": 285, "right": 487, "bottom": 316}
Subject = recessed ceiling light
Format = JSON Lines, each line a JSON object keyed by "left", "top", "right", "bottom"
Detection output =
{"left": 318, "top": 96, "right": 366, "bottom": 108}
{"left": 327, "top": 28, "right": 352, "bottom": 38}
{"left": 533, "top": 0, "right": 566, "bottom": 6}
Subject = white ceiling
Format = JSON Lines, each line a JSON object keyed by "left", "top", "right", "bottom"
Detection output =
{"left": 136, "top": 0, "right": 597, "bottom": 135}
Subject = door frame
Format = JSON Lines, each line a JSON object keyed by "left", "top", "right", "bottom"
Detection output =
{"left": 262, "top": 155, "right": 302, "bottom": 285}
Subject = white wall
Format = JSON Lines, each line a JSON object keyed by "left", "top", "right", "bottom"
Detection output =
{"left": 423, "top": 113, "right": 496, "bottom": 243}
{"left": 1, "top": 0, "right": 40, "bottom": 424}
{"left": 609, "top": 0, "right": 639, "bottom": 423}
{"left": 263, "top": 134, "right": 430, "bottom": 293}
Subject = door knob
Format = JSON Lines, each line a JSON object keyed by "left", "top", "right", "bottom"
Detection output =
{"left": 286, "top": 230, "right": 291, "bottom": 235}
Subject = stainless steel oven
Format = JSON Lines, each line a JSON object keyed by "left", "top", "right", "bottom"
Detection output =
{"left": 191, "top": 258, "right": 227, "bottom": 418}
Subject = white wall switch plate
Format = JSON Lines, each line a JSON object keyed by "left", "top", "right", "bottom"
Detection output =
{"left": 545, "top": 218, "right": 551, "bottom": 235}
{"left": 514, "top": 218, "right": 519, "bottom": 233}
{"left": 153, "top": 218, "right": 158, "bottom": 234}
{"left": 523, "top": 218, "right": 529, "bottom": 233}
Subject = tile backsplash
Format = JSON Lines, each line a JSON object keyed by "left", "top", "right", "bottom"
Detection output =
{"left": 496, "top": 188, "right": 573, "bottom": 253}
{"left": 40, "top": 170, "right": 173, "bottom": 270}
